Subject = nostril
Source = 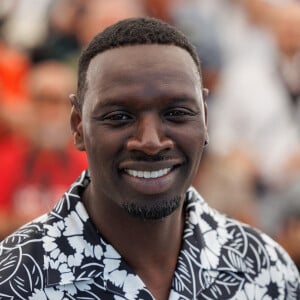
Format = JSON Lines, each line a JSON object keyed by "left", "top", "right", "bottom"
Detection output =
{"left": 126, "top": 135, "right": 174, "bottom": 155}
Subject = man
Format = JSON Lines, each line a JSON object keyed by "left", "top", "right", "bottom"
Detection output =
{"left": 0, "top": 17, "right": 299, "bottom": 300}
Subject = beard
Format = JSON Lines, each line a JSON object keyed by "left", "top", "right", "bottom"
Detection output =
{"left": 122, "top": 195, "right": 181, "bottom": 220}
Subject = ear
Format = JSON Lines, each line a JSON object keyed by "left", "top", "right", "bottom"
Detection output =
{"left": 202, "top": 88, "right": 209, "bottom": 98}
{"left": 204, "top": 102, "right": 209, "bottom": 145}
{"left": 69, "top": 94, "right": 85, "bottom": 151}
{"left": 202, "top": 89, "right": 209, "bottom": 144}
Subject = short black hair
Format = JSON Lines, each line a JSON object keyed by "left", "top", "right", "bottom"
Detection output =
{"left": 76, "top": 17, "right": 202, "bottom": 108}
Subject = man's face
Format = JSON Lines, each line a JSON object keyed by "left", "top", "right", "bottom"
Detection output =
{"left": 76, "top": 44, "right": 208, "bottom": 220}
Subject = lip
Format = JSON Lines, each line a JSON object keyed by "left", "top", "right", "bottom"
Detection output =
{"left": 122, "top": 167, "right": 179, "bottom": 195}
{"left": 119, "top": 159, "right": 183, "bottom": 195}
{"left": 119, "top": 159, "right": 183, "bottom": 171}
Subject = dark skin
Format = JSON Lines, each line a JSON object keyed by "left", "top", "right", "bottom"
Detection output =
{"left": 71, "top": 44, "right": 208, "bottom": 300}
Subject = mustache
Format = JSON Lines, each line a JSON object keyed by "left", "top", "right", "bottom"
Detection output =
{"left": 126, "top": 152, "right": 179, "bottom": 162}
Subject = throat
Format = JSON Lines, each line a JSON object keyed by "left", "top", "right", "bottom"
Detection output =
{"left": 136, "top": 265, "right": 175, "bottom": 300}
{"left": 121, "top": 216, "right": 185, "bottom": 300}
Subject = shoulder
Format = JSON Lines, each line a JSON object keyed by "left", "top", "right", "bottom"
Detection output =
{"left": 223, "top": 216, "right": 300, "bottom": 298}
{"left": 186, "top": 187, "right": 300, "bottom": 295}
{"left": 0, "top": 214, "right": 48, "bottom": 295}
{"left": 225, "top": 213, "right": 299, "bottom": 280}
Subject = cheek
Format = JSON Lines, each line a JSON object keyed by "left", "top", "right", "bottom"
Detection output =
{"left": 171, "top": 127, "right": 205, "bottom": 190}
{"left": 171, "top": 123, "right": 206, "bottom": 151}
{"left": 83, "top": 126, "right": 127, "bottom": 168}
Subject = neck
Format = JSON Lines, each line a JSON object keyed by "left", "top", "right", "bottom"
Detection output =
{"left": 83, "top": 186, "right": 186, "bottom": 300}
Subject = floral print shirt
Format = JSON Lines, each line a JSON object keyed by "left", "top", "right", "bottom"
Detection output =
{"left": 0, "top": 170, "right": 299, "bottom": 300}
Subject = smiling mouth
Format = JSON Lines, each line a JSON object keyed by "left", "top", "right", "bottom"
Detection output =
{"left": 124, "top": 168, "right": 172, "bottom": 179}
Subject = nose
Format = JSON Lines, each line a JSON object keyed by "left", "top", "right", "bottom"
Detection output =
{"left": 126, "top": 113, "right": 174, "bottom": 155}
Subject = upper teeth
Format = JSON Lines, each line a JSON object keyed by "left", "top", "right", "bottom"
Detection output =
{"left": 125, "top": 168, "right": 171, "bottom": 179}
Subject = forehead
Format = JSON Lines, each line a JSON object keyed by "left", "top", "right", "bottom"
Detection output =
{"left": 87, "top": 44, "right": 201, "bottom": 105}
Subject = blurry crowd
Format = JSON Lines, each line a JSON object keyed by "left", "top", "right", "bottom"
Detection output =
{"left": 0, "top": 0, "right": 300, "bottom": 269}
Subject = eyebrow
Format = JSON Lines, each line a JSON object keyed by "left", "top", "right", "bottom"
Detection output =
{"left": 91, "top": 94, "right": 203, "bottom": 116}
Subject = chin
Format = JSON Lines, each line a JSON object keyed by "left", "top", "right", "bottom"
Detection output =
{"left": 122, "top": 195, "right": 181, "bottom": 221}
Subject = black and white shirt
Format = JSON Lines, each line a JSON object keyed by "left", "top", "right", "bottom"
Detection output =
{"left": 0, "top": 170, "right": 299, "bottom": 299}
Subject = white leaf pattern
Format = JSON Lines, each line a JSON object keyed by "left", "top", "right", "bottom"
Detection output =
{"left": 10, "top": 255, "right": 44, "bottom": 298}
{"left": 0, "top": 247, "right": 21, "bottom": 285}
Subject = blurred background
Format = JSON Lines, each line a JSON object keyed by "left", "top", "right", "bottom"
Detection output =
{"left": 0, "top": 0, "right": 300, "bottom": 270}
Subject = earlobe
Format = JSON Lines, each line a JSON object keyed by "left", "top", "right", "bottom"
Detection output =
{"left": 70, "top": 95, "right": 85, "bottom": 151}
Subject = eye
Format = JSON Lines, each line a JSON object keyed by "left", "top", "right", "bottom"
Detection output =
{"left": 105, "top": 113, "right": 131, "bottom": 121}
{"left": 165, "top": 110, "right": 187, "bottom": 117}
{"left": 164, "top": 108, "right": 196, "bottom": 122}
{"left": 101, "top": 111, "right": 133, "bottom": 126}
